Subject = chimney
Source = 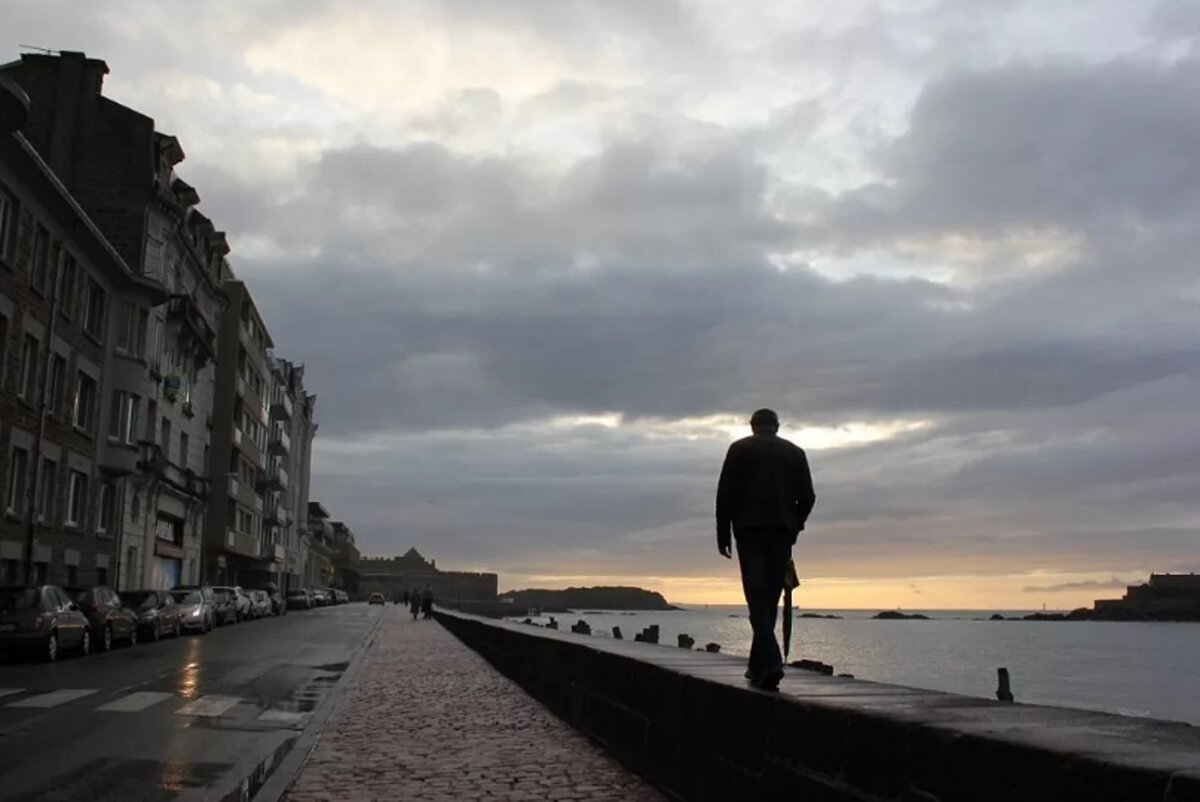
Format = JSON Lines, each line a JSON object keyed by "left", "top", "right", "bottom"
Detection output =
{"left": 43, "top": 51, "right": 109, "bottom": 183}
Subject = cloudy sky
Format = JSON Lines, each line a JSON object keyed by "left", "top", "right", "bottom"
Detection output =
{"left": 7, "top": 1, "right": 1198, "bottom": 608}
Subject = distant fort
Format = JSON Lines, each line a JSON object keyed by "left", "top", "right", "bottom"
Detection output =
{"left": 1091, "top": 573, "right": 1200, "bottom": 620}
{"left": 358, "top": 548, "right": 498, "bottom": 602}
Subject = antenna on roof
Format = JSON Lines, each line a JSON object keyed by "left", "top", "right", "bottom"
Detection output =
{"left": 18, "top": 45, "right": 58, "bottom": 55}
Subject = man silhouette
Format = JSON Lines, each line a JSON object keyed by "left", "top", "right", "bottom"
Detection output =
{"left": 716, "top": 408, "right": 816, "bottom": 690}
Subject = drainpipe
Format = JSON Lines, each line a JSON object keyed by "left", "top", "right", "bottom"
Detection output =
{"left": 23, "top": 253, "right": 62, "bottom": 584}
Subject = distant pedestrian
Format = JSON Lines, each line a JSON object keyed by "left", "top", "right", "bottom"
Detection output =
{"left": 410, "top": 592, "right": 420, "bottom": 620}
{"left": 715, "top": 408, "right": 815, "bottom": 691}
{"left": 421, "top": 586, "right": 434, "bottom": 620}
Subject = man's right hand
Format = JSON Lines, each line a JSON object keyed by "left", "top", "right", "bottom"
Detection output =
{"left": 717, "top": 532, "right": 732, "bottom": 559}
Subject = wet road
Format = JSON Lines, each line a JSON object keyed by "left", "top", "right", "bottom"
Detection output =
{"left": 0, "top": 602, "right": 383, "bottom": 801}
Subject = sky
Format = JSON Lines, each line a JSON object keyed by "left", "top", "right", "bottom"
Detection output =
{"left": 6, "top": 1, "right": 1198, "bottom": 609}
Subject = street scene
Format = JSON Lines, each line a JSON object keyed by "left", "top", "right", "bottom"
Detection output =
{"left": 0, "top": 597, "right": 379, "bottom": 801}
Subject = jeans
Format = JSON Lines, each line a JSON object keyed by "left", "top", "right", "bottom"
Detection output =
{"left": 736, "top": 535, "right": 791, "bottom": 677}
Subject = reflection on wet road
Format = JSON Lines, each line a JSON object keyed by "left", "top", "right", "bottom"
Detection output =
{"left": 0, "top": 603, "right": 382, "bottom": 801}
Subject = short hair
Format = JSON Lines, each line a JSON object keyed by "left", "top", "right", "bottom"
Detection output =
{"left": 749, "top": 408, "right": 779, "bottom": 427}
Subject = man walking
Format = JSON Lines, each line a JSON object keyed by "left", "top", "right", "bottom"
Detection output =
{"left": 716, "top": 408, "right": 816, "bottom": 690}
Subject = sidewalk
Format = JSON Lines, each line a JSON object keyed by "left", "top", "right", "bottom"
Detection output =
{"left": 284, "top": 607, "right": 665, "bottom": 802}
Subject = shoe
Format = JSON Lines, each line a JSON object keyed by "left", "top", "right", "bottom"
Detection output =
{"left": 752, "top": 665, "right": 784, "bottom": 691}
{"left": 744, "top": 668, "right": 753, "bottom": 680}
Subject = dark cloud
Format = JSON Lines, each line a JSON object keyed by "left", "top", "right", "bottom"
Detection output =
{"left": 1024, "top": 577, "right": 1139, "bottom": 594}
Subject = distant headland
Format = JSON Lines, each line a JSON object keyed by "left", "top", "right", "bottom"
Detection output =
{"left": 498, "top": 586, "right": 679, "bottom": 612}
{"left": 1000, "top": 573, "right": 1200, "bottom": 622}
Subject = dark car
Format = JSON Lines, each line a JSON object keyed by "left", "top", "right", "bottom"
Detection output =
{"left": 0, "top": 585, "right": 91, "bottom": 661}
{"left": 311, "top": 588, "right": 331, "bottom": 607}
{"left": 286, "top": 588, "right": 312, "bottom": 610}
{"left": 368, "top": 592, "right": 385, "bottom": 605}
{"left": 211, "top": 588, "right": 238, "bottom": 625}
{"left": 123, "top": 590, "right": 183, "bottom": 641}
{"left": 65, "top": 586, "right": 137, "bottom": 651}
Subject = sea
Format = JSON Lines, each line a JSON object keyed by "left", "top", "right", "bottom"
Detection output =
{"left": 510, "top": 606, "right": 1200, "bottom": 727}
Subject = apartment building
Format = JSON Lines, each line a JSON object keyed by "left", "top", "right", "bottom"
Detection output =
{"left": 1, "top": 52, "right": 228, "bottom": 591}
{"left": 205, "top": 279, "right": 275, "bottom": 586}
{"left": 266, "top": 355, "right": 317, "bottom": 592}
{"left": 0, "top": 75, "right": 168, "bottom": 587}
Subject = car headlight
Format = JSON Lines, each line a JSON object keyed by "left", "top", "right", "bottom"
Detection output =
{"left": 190, "top": 609, "right": 201, "bottom": 618}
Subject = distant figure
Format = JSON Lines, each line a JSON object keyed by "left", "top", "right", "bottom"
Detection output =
{"left": 716, "top": 408, "right": 815, "bottom": 691}
{"left": 410, "top": 591, "right": 421, "bottom": 620}
{"left": 401, "top": 589, "right": 410, "bottom": 606}
{"left": 421, "top": 586, "right": 434, "bottom": 620}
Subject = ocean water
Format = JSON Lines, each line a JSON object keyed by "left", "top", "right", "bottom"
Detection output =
{"left": 511, "top": 606, "right": 1200, "bottom": 726}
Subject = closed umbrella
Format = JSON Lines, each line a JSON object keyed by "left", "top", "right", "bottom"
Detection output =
{"left": 782, "top": 559, "right": 800, "bottom": 661}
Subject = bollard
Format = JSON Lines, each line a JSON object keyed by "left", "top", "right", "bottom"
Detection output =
{"left": 570, "top": 619, "right": 591, "bottom": 635}
{"left": 677, "top": 633, "right": 695, "bottom": 649}
{"left": 612, "top": 626, "right": 623, "bottom": 640}
{"left": 704, "top": 642, "right": 721, "bottom": 653}
{"left": 996, "top": 667, "right": 1014, "bottom": 702}
{"left": 546, "top": 616, "right": 558, "bottom": 630}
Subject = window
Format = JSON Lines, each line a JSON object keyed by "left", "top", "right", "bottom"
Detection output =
{"left": 34, "top": 562, "right": 47, "bottom": 584}
{"left": 0, "top": 312, "right": 8, "bottom": 390}
{"left": 6, "top": 446, "right": 28, "bottom": 514}
{"left": 73, "top": 372, "right": 97, "bottom": 432}
{"left": 31, "top": 225, "right": 52, "bottom": 293}
{"left": 1, "top": 559, "right": 17, "bottom": 583}
{"left": 19, "top": 333, "right": 38, "bottom": 400}
{"left": 160, "top": 417, "right": 171, "bottom": 462}
{"left": 66, "top": 470, "right": 88, "bottom": 527}
{"left": 115, "top": 302, "right": 148, "bottom": 357}
{"left": 150, "top": 316, "right": 163, "bottom": 368}
{"left": 179, "top": 432, "right": 189, "bottom": 470}
{"left": 57, "top": 253, "right": 77, "bottom": 317}
{"left": 47, "top": 353, "right": 66, "bottom": 416}
{"left": 96, "top": 566, "right": 107, "bottom": 585}
{"left": 67, "top": 565, "right": 78, "bottom": 586}
{"left": 108, "top": 390, "right": 140, "bottom": 444}
{"left": 125, "top": 547, "right": 137, "bottom": 584}
{"left": 83, "top": 278, "right": 107, "bottom": 340}
{"left": 0, "top": 185, "right": 15, "bottom": 264}
{"left": 97, "top": 482, "right": 116, "bottom": 533}
{"left": 36, "top": 458, "right": 55, "bottom": 522}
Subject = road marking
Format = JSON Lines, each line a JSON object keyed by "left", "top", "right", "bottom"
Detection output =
{"left": 8, "top": 689, "right": 97, "bottom": 708}
{"left": 96, "top": 691, "right": 175, "bottom": 712}
{"left": 258, "top": 709, "right": 305, "bottom": 724}
{"left": 0, "top": 689, "right": 23, "bottom": 700}
{"left": 175, "top": 695, "right": 241, "bottom": 717}
{"left": 221, "top": 664, "right": 272, "bottom": 685}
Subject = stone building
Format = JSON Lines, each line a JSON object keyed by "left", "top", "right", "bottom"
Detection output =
{"left": 304, "top": 500, "right": 334, "bottom": 588}
{"left": 266, "top": 355, "right": 316, "bottom": 593}
{"left": 358, "top": 548, "right": 498, "bottom": 602}
{"left": 0, "top": 74, "right": 167, "bottom": 587}
{"left": 1094, "top": 573, "right": 1200, "bottom": 619}
{"left": 1, "top": 52, "right": 227, "bottom": 591}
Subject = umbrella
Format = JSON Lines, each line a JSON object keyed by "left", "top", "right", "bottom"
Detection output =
{"left": 782, "top": 559, "right": 801, "bottom": 661}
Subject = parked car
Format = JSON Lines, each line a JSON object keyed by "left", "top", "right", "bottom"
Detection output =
{"left": 268, "top": 589, "right": 286, "bottom": 616}
{"left": 311, "top": 588, "right": 331, "bottom": 607}
{"left": 169, "top": 589, "right": 214, "bottom": 633}
{"left": 123, "top": 590, "right": 183, "bottom": 641}
{"left": 210, "top": 588, "right": 238, "bottom": 626}
{"left": 248, "top": 590, "right": 271, "bottom": 619}
{"left": 368, "top": 592, "right": 385, "bottom": 605}
{"left": 0, "top": 585, "right": 91, "bottom": 661}
{"left": 335, "top": 589, "right": 349, "bottom": 604}
{"left": 65, "top": 585, "right": 138, "bottom": 651}
{"left": 285, "top": 588, "right": 312, "bottom": 610}
{"left": 212, "top": 586, "right": 251, "bottom": 621}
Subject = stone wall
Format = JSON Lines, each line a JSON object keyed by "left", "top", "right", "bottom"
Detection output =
{"left": 435, "top": 610, "right": 1200, "bottom": 802}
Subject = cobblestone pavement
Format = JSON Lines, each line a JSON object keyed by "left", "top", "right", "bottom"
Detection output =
{"left": 285, "top": 607, "right": 665, "bottom": 802}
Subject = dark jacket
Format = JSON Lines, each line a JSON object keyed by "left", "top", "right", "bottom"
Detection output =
{"left": 716, "top": 433, "right": 815, "bottom": 543}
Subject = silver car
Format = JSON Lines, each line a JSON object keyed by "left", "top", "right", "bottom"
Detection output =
{"left": 169, "top": 589, "right": 214, "bottom": 633}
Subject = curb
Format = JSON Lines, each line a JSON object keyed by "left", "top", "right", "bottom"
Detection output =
{"left": 202, "top": 605, "right": 388, "bottom": 802}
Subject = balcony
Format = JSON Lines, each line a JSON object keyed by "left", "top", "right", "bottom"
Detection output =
{"left": 232, "top": 427, "right": 243, "bottom": 448}
{"left": 236, "top": 375, "right": 246, "bottom": 398}
{"left": 228, "top": 477, "right": 240, "bottom": 498}
{"left": 225, "top": 528, "right": 258, "bottom": 558}
{"left": 136, "top": 441, "right": 166, "bottom": 477}
{"left": 258, "top": 464, "right": 289, "bottom": 492}
{"left": 270, "top": 389, "right": 294, "bottom": 421}
{"left": 274, "top": 504, "right": 288, "bottom": 526}
{"left": 254, "top": 494, "right": 264, "bottom": 514}
{"left": 269, "top": 423, "right": 291, "bottom": 455}
{"left": 166, "top": 295, "right": 217, "bottom": 365}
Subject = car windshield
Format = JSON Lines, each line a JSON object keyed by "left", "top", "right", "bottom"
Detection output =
{"left": 123, "top": 592, "right": 157, "bottom": 610}
{"left": 0, "top": 588, "right": 39, "bottom": 610}
{"left": 171, "top": 591, "right": 202, "bottom": 605}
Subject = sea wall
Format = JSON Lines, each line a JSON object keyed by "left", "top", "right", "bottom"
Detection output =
{"left": 435, "top": 609, "right": 1200, "bottom": 802}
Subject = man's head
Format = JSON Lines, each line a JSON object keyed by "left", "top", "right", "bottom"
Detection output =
{"left": 749, "top": 408, "right": 780, "bottom": 434}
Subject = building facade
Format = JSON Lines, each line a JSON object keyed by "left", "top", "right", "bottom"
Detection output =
{"left": 358, "top": 548, "right": 498, "bottom": 602}
{"left": 266, "top": 355, "right": 317, "bottom": 593}
{"left": 0, "top": 74, "right": 167, "bottom": 588}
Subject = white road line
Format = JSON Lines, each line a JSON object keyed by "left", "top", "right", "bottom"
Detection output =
{"left": 174, "top": 695, "right": 241, "bottom": 717}
{"left": 0, "top": 688, "right": 23, "bottom": 700}
{"left": 8, "top": 689, "right": 97, "bottom": 708}
{"left": 96, "top": 691, "right": 175, "bottom": 713}
{"left": 257, "top": 709, "right": 305, "bottom": 724}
